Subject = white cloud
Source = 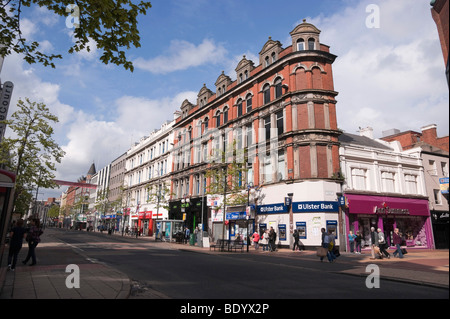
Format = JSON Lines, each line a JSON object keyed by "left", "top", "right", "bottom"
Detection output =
{"left": 310, "top": 0, "right": 449, "bottom": 137}
{"left": 134, "top": 39, "right": 228, "bottom": 74}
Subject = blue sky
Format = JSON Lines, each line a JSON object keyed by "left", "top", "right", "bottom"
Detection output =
{"left": 1, "top": 0, "right": 448, "bottom": 199}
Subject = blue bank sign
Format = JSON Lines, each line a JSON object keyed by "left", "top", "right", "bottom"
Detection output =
{"left": 257, "top": 203, "right": 288, "bottom": 214}
{"left": 257, "top": 201, "right": 339, "bottom": 214}
{"left": 293, "top": 201, "right": 339, "bottom": 213}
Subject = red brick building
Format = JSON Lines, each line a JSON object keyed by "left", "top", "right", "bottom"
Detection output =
{"left": 431, "top": 0, "right": 449, "bottom": 85}
{"left": 381, "top": 124, "right": 449, "bottom": 152}
{"left": 169, "top": 20, "right": 343, "bottom": 247}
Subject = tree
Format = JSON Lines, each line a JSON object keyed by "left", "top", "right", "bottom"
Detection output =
{"left": 146, "top": 181, "right": 172, "bottom": 215}
{"left": 0, "top": 98, "right": 65, "bottom": 215}
{"left": 0, "top": 0, "right": 152, "bottom": 71}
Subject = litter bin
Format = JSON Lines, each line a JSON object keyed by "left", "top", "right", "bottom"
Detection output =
{"left": 189, "top": 233, "right": 195, "bottom": 246}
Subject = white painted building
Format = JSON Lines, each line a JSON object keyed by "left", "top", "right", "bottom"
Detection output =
{"left": 124, "top": 120, "right": 175, "bottom": 235}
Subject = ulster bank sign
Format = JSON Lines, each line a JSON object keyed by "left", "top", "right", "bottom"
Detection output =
{"left": 257, "top": 201, "right": 338, "bottom": 214}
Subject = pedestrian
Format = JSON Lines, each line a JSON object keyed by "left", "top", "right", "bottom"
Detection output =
{"left": 22, "top": 219, "right": 43, "bottom": 266}
{"left": 348, "top": 230, "right": 357, "bottom": 253}
{"left": 377, "top": 228, "right": 390, "bottom": 259}
{"left": 261, "top": 229, "right": 269, "bottom": 251}
{"left": 292, "top": 229, "right": 300, "bottom": 251}
{"left": 185, "top": 227, "right": 190, "bottom": 244}
{"left": 370, "top": 227, "right": 379, "bottom": 259}
{"left": 319, "top": 228, "right": 329, "bottom": 262}
{"left": 327, "top": 229, "right": 337, "bottom": 263}
{"left": 7, "top": 219, "right": 27, "bottom": 271}
{"left": 268, "top": 227, "right": 277, "bottom": 252}
{"left": 392, "top": 228, "right": 404, "bottom": 259}
{"left": 251, "top": 231, "right": 260, "bottom": 250}
{"left": 355, "top": 231, "right": 362, "bottom": 254}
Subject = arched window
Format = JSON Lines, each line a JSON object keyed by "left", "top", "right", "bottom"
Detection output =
{"left": 297, "top": 38, "right": 305, "bottom": 51}
{"left": 271, "top": 52, "right": 276, "bottom": 63}
{"left": 204, "top": 117, "right": 209, "bottom": 132}
{"left": 246, "top": 94, "right": 252, "bottom": 113}
{"left": 274, "top": 78, "right": 283, "bottom": 99}
{"left": 237, "top": 99, "right": 243, "bottom": 117}
{"left": 308, "top": 38, "right": 315, "bottom": 50}
{"left": 244, "top": 70, "right": 248, "bottom": 80}
{"left": 263, "top": 84, "right": 271, "bottom": 104}
{"left": 223, "top": 107, "right": 229, "bottom": 124}
{"left": 239, "top": 73, "right": 243, "bottom": 83}
{"left": 265, "top": 56, "right": 270, "bottom": 67}
{"left": 197, "top": 120, "right": 202, "bottom": 136}
{"left": 215, "top": 111, "right": 221, "bottom": 127}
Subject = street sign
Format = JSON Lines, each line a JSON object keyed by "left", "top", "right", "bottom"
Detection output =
{"left": 439, "top": 177, "right": 449, "bottom": 194}
{"left": 0, "top": 81, "right": 14, "bottom": 143}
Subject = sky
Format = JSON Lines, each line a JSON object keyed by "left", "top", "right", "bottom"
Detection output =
{"left": 1, "top": 0, "right": 448, "bottom": 200}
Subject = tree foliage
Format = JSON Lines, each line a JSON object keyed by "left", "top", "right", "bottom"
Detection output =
{"left": 0, "top": 98, "right": 65, "bottom": 214}
{"left": 0, "top": 0, "right": 152, "bottom": 71}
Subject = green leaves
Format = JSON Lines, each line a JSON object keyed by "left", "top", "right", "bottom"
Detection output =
{"left": 0, "top": 98, "right": 65, "bottom": 215}
{"left": 0, "top": 0, "right": 152, "bottom": 71}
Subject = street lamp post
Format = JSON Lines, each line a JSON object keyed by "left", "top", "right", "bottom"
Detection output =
{"left": 242, "top": 182, "right": 257, "bottom": 253}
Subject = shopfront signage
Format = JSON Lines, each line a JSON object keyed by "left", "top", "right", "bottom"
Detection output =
{"left": 0, "top": 81, "right": 14, "bottom": 143}
{"left": 292, "top": 201, "right": 339, "bottom": 213}
{"left": 373, "top": 206, "right": 409, "bottom": 215}
{"left": 257, "top": 203, "right": 288, "bottom": 214}
{"left": 226, "top": 211, "right": 246, "bottom": 220}
{"left": 440, "top": 177, "right": 449, "bottom": 194}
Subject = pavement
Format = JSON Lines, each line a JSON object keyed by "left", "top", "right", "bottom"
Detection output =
{"left": 0, "top": 228, "right": 448, "bottom": 299}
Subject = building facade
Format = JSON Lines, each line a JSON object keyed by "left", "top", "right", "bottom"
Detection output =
{"left": 339, "top": 129, "right": 434, "bottom": 251}
{"left": 382, "top": 124, "right": 449, "bottom": 249}
{"left": 124, "top": 120, "right": 175, "bottom": 236}
{"left": 169, "top": 20, "right": 342, "bottom": 248}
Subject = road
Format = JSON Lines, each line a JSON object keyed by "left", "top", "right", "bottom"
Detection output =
{"left": 48, "top": 229, "right": 448, "bottom": 300}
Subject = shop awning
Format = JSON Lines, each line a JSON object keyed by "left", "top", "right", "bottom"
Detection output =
{"left": 345, "top": 194, "right": 430, "bottom": 216}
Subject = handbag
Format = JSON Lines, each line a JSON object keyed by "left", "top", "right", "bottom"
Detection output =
{"left": 374, "top": 246, "right": 381, "bottom": 255}
{"left": 316, "top": 247, "right": 327, "bottom": 257}
{"left": 333, "top": 247, "right": 340, "bottom": 257}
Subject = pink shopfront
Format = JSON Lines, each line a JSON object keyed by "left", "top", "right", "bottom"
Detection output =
{"left": 344, "top": 194, "right": 434, "bottom": 250}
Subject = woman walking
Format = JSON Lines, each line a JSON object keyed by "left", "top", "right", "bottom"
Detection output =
{"left": 7, "top": 219, "right": 27, "bottom": 271}
{"left": 22, "top": 219, "right": 43, "bottom": 266}
{"left": 392, "top": 228, "right": 404, "bottom": 259}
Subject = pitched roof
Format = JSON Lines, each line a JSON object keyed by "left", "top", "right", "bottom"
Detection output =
{"left": 339, "top": 132, "right": 392, "bottom": 150}
{"left": 87, "top": 162, "right": 96, "bottom": 176}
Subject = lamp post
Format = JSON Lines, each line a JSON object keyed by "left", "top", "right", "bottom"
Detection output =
{"left": 241, "top": 182, "right": 258, "bottom": 252}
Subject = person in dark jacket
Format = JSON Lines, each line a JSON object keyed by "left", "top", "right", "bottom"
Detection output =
{"left": 22, "top": 219, "right": 43, "bottom": 266}
{"left": 7, "top": 219, "right": 27, "bottom": 271}
{"left": 392, "top": 228, "right": 404, "bottom": 258}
